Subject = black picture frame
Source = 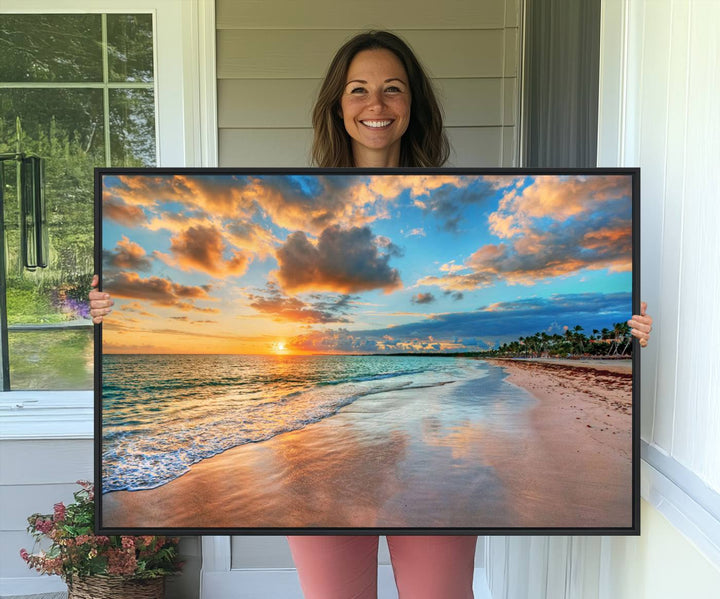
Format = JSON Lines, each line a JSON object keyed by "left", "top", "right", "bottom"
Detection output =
{"left": 95, "top": 167, "right": 640, "bottom": 536}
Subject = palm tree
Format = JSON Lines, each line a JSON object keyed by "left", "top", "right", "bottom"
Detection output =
{"left": 564, "top": 328, "right": 576, "bottom": 355}
{"left": 610, "top": 322, "right": 629, "bottom": 355}
{"left": 574, "top": 325, "right": 585, "bottom": 354}
{"left": 540, "top": 332, "right": 550, "bottom": 357}
{"left": 616, "top": 322, "right": 632, "bottom": 355}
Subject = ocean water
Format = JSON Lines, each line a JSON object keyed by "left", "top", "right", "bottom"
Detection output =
{"left": 101, "top": 354, "right": 491, "bottom": 493}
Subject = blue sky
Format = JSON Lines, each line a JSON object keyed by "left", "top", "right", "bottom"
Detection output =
{"left": 101, "top": 172, "right": 633, "bottom": 354}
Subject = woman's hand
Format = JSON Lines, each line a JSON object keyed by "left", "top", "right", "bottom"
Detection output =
{"left": 628, "top": 301, "right": 653, "bottom": 348}
{"left": 89, "top": 274, "right": 114, "bottom": 324}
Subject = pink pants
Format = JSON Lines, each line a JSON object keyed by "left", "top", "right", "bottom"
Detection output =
{"left": 287, "top": 535, "right": 477, "bottom": 599}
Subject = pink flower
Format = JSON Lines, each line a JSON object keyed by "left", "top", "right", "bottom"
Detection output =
{"left": 42, "top": 556, "right": 64, "bottom": 576}
{"left": 75, "top": 480, "right": 95, "bottom": 501}
{"left": 107, "top": 547, "right": 137, "bottom": 576}
{"left": 34, "top": 518, "right": 53, "bottom": 534}
{"left": 53, "top": 502, "right": 66, "bottom": 522}
{"left": 121, "top": 537, "right": 135, "bottom": 550}
{"left": 20, "top": 482, "right": 181, "bottom": 580}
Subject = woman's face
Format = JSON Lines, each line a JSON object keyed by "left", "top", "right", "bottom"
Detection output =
{"left": 340, "top": 49, "right": 411, "bottom": 167}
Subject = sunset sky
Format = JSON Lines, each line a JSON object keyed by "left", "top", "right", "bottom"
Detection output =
{"left": 101, "top": 172, "right": 634, "bottom": 354}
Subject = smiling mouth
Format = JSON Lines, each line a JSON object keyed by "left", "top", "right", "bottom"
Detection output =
{"left": 361, "top": 120, "right": 393, "bottom": 129}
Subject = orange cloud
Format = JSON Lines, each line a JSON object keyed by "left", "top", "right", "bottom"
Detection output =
{"left": 103, "top": 197, "right": 147, "bottom": 226}
{"left": 248, "top": 294, "right": 350, "bottom": 324}
{"left": 104, "top": 236, "right": 152, "bottom": 271}
{"left": 417, "top": 272, "right": 494, "bottom": 291}
{"left": 154, "top": 224, "right": 250, "bottom": 278}
{"left": 107, "top": 272, "right": 212, "bottom": 307}
{"left": 439, "top": 261, "right": 466, "bottom": 274}
{"left": 176, "top": 303, "right": 221, "bottom": 314}
{"left": 120, "top": 302, "right": 156, "bottom": 318}
{"left": 411, "top": 292, "right": 436, "bottom": 304}
{"left": 489, "top": 175, "right": 632, "bottom": 239}
{"left": 275, "top": 226, "right": 402, "bottom": 294}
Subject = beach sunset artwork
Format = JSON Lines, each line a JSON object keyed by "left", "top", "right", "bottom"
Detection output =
{"left": 96, "top": 168, "right": 638, "bottom": 533}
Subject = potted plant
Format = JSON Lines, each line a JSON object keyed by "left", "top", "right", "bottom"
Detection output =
{"left": 20, "top": 480, "right": 182, "bottom": 599}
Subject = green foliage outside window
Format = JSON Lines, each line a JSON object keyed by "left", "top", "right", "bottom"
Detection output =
{"left": 0, "top": 13, "right": 155, "bottom": 389}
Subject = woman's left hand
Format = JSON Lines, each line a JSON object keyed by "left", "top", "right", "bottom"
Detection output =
{"left": 628, "top": 301, "right": 653, "bottom": 348}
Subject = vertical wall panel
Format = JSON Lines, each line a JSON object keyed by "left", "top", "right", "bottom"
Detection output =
{"left": 672, "top": 1, "right": 720, "bottom": 484}
{"left": 525, "top": 537, "right": 550, "bottom": 596}
{"left": 505, "top": 538, "right": 531, "bottom": 598}
{"left": 619, "top": 0, "right": 720, "bottom": 489}
{"left": 637, "top": 1, "right": 675, "bottom": 453}
{"left": 485, "top": 536, "right": 604, "bottom": 599}
{"left": 485, "top": 536, "right": 509, "bottom": 598}
{"left": 653, "top": 1, "right": 689, "bottom": 459}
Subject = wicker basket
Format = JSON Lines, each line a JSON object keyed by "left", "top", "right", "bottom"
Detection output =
{"left": 67, "top": 575, "right": 164, "bottom": 599}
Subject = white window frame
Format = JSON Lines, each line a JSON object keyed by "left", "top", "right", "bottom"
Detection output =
{"left": 0, "top": 0, "right": 217, "bottom": 440}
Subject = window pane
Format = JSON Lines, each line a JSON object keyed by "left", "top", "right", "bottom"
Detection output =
{"left": 110, "top": 89, "right": 156, "bottom": 166}
{"left": 0, "top": 13, "right": 157, "bottom": 390}
{"left": 9, "top": 329, "right": 94, "bottom": 390}
{"left": 107, "top": 14, "right": 154, "bottom": 83}
{"left": 0, "top": 14, "right": 103, "bottom": 82}
{"left": 1, "top": 88, "right": 103, "bottom": 280}
{"left": 0, "top": 89, "right": 106, "bottom": 164}
{"left": 1, "top": 88, "right": 98, "bottom": 390}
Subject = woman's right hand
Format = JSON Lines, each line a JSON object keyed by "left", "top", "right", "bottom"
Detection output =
{"left": 89, "top": 274, "right": 114, "bottom": 324}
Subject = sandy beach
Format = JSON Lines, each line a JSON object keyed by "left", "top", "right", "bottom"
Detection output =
{"left": 482, "top": 358, "right": 633, "bottom": 527}
{"left": 102, "top": 358, "right": 633, "bottom": 530}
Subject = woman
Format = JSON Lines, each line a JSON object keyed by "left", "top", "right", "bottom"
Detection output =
{"left": 90, "top": 31, "right": 653, "bottom": 599}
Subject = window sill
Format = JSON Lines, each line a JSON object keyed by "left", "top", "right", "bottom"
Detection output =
{"left": 0, "top": 390, "right": 93, "bottom": 440}
{"left": 642, "top": 441, "right": 720, "bottom": 567}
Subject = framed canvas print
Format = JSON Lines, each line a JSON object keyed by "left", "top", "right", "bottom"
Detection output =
{"left": 95, "top": 167, "right": 640, "bottom": 535}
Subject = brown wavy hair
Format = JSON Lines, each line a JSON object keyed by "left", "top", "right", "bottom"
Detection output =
{"left": 311, "top": 31, "right": 449, "bottom": 168}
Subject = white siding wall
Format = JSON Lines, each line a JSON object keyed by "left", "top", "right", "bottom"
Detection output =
{"left": 0, "top": 431, "right": 201, "bottom": 599}
{"left": 485, "top": 0, "right": 720, "bottom": 597}
{"left": 0, "top": 439, "right": 93, "bottom": 593}
{"left": 216, "top": 0, "right": 522, "bottom": 167}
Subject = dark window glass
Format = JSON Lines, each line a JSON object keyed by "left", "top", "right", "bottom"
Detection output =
{"left": 0, "top": 14, "right": 103, "bottom": 82}
{"left": 107, "top": 14, "right": 154, "bottom": 83}
{"left": 110, "top": 88, "right": 156, "bottom": 166}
